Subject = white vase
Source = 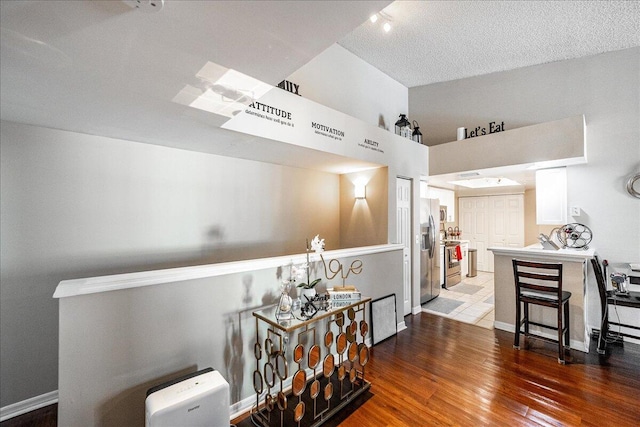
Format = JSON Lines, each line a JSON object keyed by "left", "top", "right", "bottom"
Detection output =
{"left": 300, "top": 288, "right": 316, "bottom": 302}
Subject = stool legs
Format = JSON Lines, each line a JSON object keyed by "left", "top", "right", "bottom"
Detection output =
{"left": 514, "top": 299, "right": 570, "bottom": 364}
{"left": 564, "top": 300, "right": 570, "bottom": 350}
{"left": 558, "top": 301, "right": 565, "bottom": 364}
{"left": 557, "top": 301, "right": 570, "bottom": 364}
{"left": 514, "top": 300, "right": 521, "bottom": 350}
{"left": 597, "top": 303, "right": 608, "bottom": 354}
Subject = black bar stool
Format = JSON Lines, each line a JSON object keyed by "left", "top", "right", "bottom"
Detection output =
{"left": 591, "top": 255, "right": 640, "bottom": 354}
{"left": 512, "top": 259, "right": 571, "bottom": 364}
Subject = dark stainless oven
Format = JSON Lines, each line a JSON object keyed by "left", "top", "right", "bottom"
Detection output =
{"left": 444, "top": 244, "right": 461, "bottom": 288}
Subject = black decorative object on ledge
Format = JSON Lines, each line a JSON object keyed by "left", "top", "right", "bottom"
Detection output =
{"left": 412, "top": 120, "right": 423, "bottom": 144}
{"left": 394, "top": 114, "right": 411, "bottom": 138}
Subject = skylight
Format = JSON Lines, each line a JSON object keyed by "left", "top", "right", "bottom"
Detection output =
{"left": 448, "top": 177, "right": 521, "bottom": 189}
{"left": 172, "top": 61, "right": 273, "bottom": 118}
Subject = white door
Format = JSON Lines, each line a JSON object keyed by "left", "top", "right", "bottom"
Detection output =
{"left": 504, "top": 195, "right": 525, "bottom": 248}
{"left": 396, "top": 178, "right": 412, "bottom": 316}
{"left": 461, "top": 195, "right": 524, "bottom": 272}
{"left": 488, "top": 195, "right": 524, "bottom": 271}
{"left": 488, "top": 196, "right": 507, "bottom": 272}
{"left": 459, "top": 196, "right": 489, "bottom": 271}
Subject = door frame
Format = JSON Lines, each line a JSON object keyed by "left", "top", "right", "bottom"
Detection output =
{"left": 396, "top": 177, "right": 413, "bottom": 316}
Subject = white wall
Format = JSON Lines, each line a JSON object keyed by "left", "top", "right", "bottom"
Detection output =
{"left": 285, "top": 45, "right": 431, "bottom": 314}
{"left": 0, "top": 121, "right": 341, "bottom": 408}
{"left": 287, "top": 44, "right": 408, "bottom": 131}
{"left": 411, "top": 47, "right": 640, "bottom": 330}
{"left": 1, "top": 45, "right": 420, "bottom": 412}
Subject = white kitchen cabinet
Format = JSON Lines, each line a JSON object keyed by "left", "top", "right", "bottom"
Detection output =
{"left": 536, "top": 167, "right": 567, "bottom": 225}
{"left": 428, "top": 187, "right": 455, "bottom": 222}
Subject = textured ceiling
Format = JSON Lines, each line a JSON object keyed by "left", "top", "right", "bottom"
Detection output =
{"left": 1, "top": 0, "right": 638, "bottom": 179}
{"left": 339, "top": 1, "right": 640, "bottom": 88}
{"left": 0, "top": 0, "right": 390, "bottom": 173}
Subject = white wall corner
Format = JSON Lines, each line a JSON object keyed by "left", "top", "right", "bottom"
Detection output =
{"left": 287, "top": 43, "right": 408, "bottom": 129}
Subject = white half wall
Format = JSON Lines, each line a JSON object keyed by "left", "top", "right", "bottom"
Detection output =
{"left": 0, "top": 121, "right": 340, "bottom": 408}
{"left": 56, "top": 248, "right": 403, "bottom": 426}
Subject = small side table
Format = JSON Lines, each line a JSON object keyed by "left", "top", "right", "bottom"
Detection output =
{"left": 252, "top": 297, "right": 371, "bottom": 427}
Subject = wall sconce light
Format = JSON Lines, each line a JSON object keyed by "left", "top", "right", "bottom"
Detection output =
{"left": 355, "top": 182, "right": 366, "bottom": 199}
{"left": 412, "top": 120, "right": 423, "bottom": 144}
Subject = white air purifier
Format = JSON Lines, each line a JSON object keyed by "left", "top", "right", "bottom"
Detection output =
{"left": 145, "top": 368, "right": 230, "bottom": 427}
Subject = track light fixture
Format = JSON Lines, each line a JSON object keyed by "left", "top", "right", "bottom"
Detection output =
{"left": 369, "top": 12, "right": 392, "bottom": 33}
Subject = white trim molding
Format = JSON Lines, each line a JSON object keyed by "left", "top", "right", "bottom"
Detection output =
{"left": 397, "top": 320, "right": 407, "bottom": 333}
{"left": 0, "top": 390, "right": 58, "bottom": 422}
{"left": 54, "top": 244, "right": 404, "bottom": 298}
{"left": 494, "top": 321, "right": 588, "bottom": 353}
{"left": 488, "top": 245, "right": 595, "bottom": 263}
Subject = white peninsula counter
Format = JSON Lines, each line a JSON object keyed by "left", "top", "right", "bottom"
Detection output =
{"left": 488, "top": 244, "right": 596, "bottom": 352}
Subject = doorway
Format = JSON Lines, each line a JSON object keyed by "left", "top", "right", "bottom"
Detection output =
{"left": 396, "top": 177, "right": 412, "bottom": 315}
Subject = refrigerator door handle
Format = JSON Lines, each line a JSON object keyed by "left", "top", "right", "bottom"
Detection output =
{"left": 428, "top": 215, "right": 436, "bottom": 258}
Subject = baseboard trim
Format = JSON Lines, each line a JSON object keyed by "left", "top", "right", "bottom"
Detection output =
{"left": 4, "top": 327, "right": 391, "bottom": 424}
{"left": 229, "top": 394, "right": 255, "bottom": 421}
{"left": 494, "top": 321, "right": 588, "bottom": 353}
{"left": 0, "top": 390, "right": 58, "bottom": 422}
{"left": 397, "top": 320, "right": 407, "bottom": 333}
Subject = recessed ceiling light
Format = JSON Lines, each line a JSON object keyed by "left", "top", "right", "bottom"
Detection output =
{"left": 370, "top": 14, "right": 378, "bottom": 23}
{"left": 383, "top": 22, "right": 391, "bottom": 32}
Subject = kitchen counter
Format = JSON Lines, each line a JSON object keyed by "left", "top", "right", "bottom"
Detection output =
{"left": 442, "top": 239, "right": 469, "bottom": 245}
{"left": 488, "top": 244, "right": 596, "bottom": 352}
{"left": 488, "top": 243, "right": 595, "bottom": 262}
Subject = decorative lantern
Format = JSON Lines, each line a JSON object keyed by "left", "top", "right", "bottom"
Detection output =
{"left": 412, "top": 120, "right": 423, "bottom": 144}
{"left": 394, "top": 114, "right": 411, "bottom": 138}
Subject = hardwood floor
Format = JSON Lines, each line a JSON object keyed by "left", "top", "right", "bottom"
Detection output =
{"left": 4, "top": 313, "right": 639, "bottom": 426}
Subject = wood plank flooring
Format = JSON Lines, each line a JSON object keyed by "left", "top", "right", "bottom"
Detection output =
{"left": 234, "top": 313, "right": 640, "bottom": 426}
{"left": 3, "top": 312, "right": 639, "bottom": 426}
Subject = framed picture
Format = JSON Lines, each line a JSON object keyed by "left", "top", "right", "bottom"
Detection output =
{"left": 370, "top": 294, "right": 397, "bottom": 345}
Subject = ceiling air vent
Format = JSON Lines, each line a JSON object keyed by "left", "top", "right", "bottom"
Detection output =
{"left": 123, "top": 0, "right": 164, "bottom": 13}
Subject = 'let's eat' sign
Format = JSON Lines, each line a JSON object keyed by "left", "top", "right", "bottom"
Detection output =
{"left": 465, "top": 121, "right": 505, "bottom": 138}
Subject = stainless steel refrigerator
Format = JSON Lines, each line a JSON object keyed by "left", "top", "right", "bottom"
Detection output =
{"left": 420, "top": 198, "right": 441, "bottom": 304}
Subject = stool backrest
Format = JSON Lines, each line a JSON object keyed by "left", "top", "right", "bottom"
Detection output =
{"left": 590, "top": 256, "right": 608, "bottom": 303}
{"left": 512, "top": 259, "right": 563, "bottom": 298}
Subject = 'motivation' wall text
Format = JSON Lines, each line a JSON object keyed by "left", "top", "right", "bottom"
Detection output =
{"left": 311, "top": 122, "right": 345, "bottom": 141}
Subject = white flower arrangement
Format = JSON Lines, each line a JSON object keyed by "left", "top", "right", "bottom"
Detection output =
{"left": 297, "top": 234, "right": 324, "bottom": 290}
{"left": 310, "top": 234, "right": 325, "bottom": 253}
